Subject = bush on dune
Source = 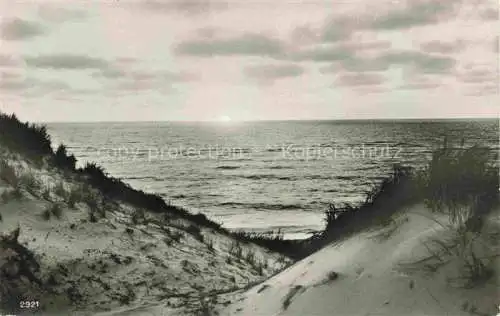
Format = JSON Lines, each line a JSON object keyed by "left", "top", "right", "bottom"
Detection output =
{"left": 303, "top": 163, "right": 418, "bottom": 254}
{"left": 0, "top": 112, "right": 78, "bottom": 170}
{"left": 53, "top": 144, "right": 77, "bottom": 170}
{"left": 77, "top": 162, "right": 228, "bottom": 230}
{"left": 0, "top": 227, "right": 43, "bottom": 314}
{"left": 0, "top": 113, "right": 52, "bottom": 162}
{"left": 19, "top": 171, "right": 41, "bottom": 194}
{"left": 421, "top": 139, "right": 499, "bottom": 232}
{"left": 402, "top": 139, "right": 499, "bottom": 288}
{"left": 0, "top": 159, "right": 19, "bottom": 188}
{"left": 231, "top": 230, "right": 302, "bottom": 260}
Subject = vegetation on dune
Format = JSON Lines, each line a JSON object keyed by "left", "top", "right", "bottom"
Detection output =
{"left": 0, "top": 113, "right": 52, "bottom": 162}
{"left": 413, "top": 139, "right": 499, "bottom": 288}
{"left": 0, "top": 226, "right": 43, "bottom": 314}
{"left": 41, "top": 203, "right": 64, "bottom": 220}
{"left": 300, "top": 138, "right": 498, "bottom": 259}
{"left": 421, "top": 138, "right": 499, "bottom": 231}
{"left": 298, "top": 163, "right": 418, "bottom": 256}
{"left": 0, "top": 159, "right": 20, "bottom": 188}
{"left": 53, "top": 144, "right": 77, "bottom": 170}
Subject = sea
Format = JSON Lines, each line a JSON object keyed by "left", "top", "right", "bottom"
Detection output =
{"left": 46, "top": 119, "right": 499, "bottom": 240}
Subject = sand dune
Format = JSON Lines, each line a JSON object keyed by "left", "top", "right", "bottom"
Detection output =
{"left": 0, "top": 152, "right": 291, "bottom": 315}
{"left": 219, "top": 204, "right": 500, "bottom": 316}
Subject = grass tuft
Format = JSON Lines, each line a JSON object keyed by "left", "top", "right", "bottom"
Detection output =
{"left": 19, "top": 171, "right": 41, "bottom": 194}
{"left": 131, "top": 208, "right": 146, "bottom": 225}
{"left": 0, "top": 159, "right": 19, "bottom": 188}
{"left": 54, "top": 182, "right": 67, "bottom": 200}
{"left": 41, "top": 203, "right": 63, "bottom": 220}
{"left": 67, "top": 186, "right": 83, "bottom": 208}
{"left": 421, "top": 140, "right": 498, "bottom": 232}
{"left": 229, "top": 241, "right": 243, "bottom": 260}
{"left": 186, "top": 224, "right": 204, "bottom": 242}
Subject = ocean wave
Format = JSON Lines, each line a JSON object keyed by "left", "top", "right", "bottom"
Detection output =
{"left": 216, "top": 165, "right": 241, "bottom": 170}
{"left": 267, "top": 165, "right": 292, "bottom": 170}
{"left": 335, "top": 175, "right": 358, "bottom": 180}
{"left": 265, "top": 148, "right": 284, "bottom": 152}
{"left": 242, "top": 174, "right": 294, "bottom": 181}
{"left": 303, "top": 174, "right": 336, "bottom": 180}
{"left": 124, "top": 176, "right": 164, "bottom": 181}
{"left": 323, "top": 189, "right": 340, "bottom": 193}
{"left": 219, "top": 201, "right": 304, "bottom": 210}
{"left": 172, "top": 194, "right": 189, "bottom": 198}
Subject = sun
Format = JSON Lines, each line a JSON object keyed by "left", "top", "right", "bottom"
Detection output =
{"left": 218, "top": 115, "right": 232, "bottom": 122}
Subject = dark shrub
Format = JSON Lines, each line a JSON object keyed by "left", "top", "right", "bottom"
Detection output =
{"left": 0, "top": 159, "right": 19, "bottom": 187}
{"left": 421, "top": 140, "right": 499, "bottom": 231}
{"left": 186, "top": 225, "right": 204, "bottom": 242}
{"left": 53, "top": 144, "right": 77, "bottom": 170}
{"left": 0, "top": 112, "right": 52, "bottom": 161}
{"left": 19, "top": 172, "right": 41, "bottom": 194}
{"left": 42, "top": 203, "right": 63, "bottom": 220}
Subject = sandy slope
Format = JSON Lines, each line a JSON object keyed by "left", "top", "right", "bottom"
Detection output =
{"left": 219, "top": 204, "right": 500, "bottom": 316}
{"left": 0, "top": 151, "right": 291, "bottom": 315}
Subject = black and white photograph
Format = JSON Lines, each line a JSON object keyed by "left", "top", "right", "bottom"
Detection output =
{"left": 0, "top": 0, "right": 499, "bottom": 315}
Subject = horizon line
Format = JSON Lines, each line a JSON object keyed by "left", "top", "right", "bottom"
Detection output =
{"left": 40, "top": 116, "right": 500, "bottom": 124}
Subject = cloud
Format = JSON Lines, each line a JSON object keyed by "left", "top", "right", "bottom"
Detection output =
{"left": 290, "top": 46, "right": 353, "bottom": 62}
{"left": 0, "top": 71, "right": 25, "bottom": 81}
{"left": 140, "top": 0, "right": 228, "bottom": 15}
{"left": 399, "top": 75, "right": 441, "bottom": 90}
{"left": 420, "top": 40, "right": 466, "bottom": 54}
{"left": 479, "top": 7, "right": 498, "bottom": 20}
{"left": 321, "top": 17, "right": 358, "bottom": 42}
{"left": 335, "top": 72, "right": 385, "bottom": 87}
{"left": 24, "top": 54, "right": 109, "bottom": 70}
{"left": 92, "top": 66, "right": 195, "bottom": 95}
{"left": 93, "top": 66, "right": 196, "bottom": 83}
{"left": 0, "top": 54, "right": 23, "bottom": 67}
{"left": 0, "top": 18, "right": 45, "bottom": 41}
{"left": 456, "top": 68, "right": 497, "bottom": 84}
{"left": 96, "top": 68, "right": 127, "bottom": 79}
{"left": 244, "top": 64, "right": 304, "bottom": 81}
{"left": 370, "top": 1, "right": 456, "bottom": 30}
{"left": 174, "top": 34, "right": 285, "bottom": 57}
{"left": 196, "top": 27, "right": 218, "bottom": 39}
{"left": 36, "top": 4, "right": 87, "bottom": 23}
{"left": 290, "top": 26, "right": 319, "bottom": 46}
{"left": 465, "top": 84, "right": 498, "bottom": 96}
{"left": 378, "top": 51, "right": 456, "bottom": 74}
{"left": 0, "top": 75, "right": 70, "bottom": 93}
{"left": 341, "top": 40, "right": 392, "bottom": 51}
{"left": 319, "top": 58, "right": 389, "bottom": 74}
{"left": 319, "top": 50, "right": 455, "bottom": 74}
{"left": 400, "top": 82, "right": 440, "bottom": 90}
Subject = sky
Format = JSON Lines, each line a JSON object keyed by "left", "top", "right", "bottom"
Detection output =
{"left": 0, "top": 0, "right": 498, "bottom": 122}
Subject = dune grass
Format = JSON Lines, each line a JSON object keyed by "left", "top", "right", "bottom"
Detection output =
{"left": 421, "top": 139, "right": 499, "bottom": 232}
{"left": 296, "top": 163, "right": 418, "bottom": 256}
{"left": 41, "top": 203, "right": 64, "bottom": 220}
{"left": 0, "top": 159, "right": 19, "bottom": 188}
{"left": 0, "top": 113, "right": 52, "bottom": 163}
{"left": 0, "top": 226, "right": 43, "bottom": 313}
{"left": 19, "top": 171, "right": 41, "bottom": 194}
{"left": 399, "top": 139, "right": 499, "bottom": 288}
